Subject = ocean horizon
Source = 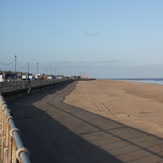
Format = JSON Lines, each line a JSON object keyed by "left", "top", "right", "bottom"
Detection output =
{"left": 102, "top": 78, "right": 163, "bottom": 85}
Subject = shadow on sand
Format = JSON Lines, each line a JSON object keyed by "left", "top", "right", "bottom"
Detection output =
{"left": 7, "top": 81, "right": 163, "bottom": 163}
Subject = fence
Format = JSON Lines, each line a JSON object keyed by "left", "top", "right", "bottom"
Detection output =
{"left": 0, "top": 78, "right": 71, "bottom": 162}
{"left": 0, "top": 94, "right": 30, "bottom": 163}
{"left": 0, "top": 78, "right": 70, "bottom": 93}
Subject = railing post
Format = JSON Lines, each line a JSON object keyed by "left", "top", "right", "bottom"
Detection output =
{"left": 0, "top": 94, "right": 30, "bottom": 163}
{"left": 0, "top": 100, "right": 5, "bottom": 161}
{"left": 12, "top": 139, "right": 17, "bottom": 163}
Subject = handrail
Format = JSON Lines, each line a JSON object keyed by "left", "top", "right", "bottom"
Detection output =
{"left": 0, "top": 78, "right": 70, "bottom": 93}
{"left": 0, "top": 78, "right": 71, "bottom": 162}
{"left": 0, "top": 95, "right": 30, "bottom": 163}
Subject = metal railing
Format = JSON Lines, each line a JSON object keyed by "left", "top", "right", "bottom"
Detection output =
{"left": 0, "top": 78, "right": 71, "bottom": 162}
{"left": 0, "top": 78, "right": 70, "bottom": 93}
{"left": 0, "top": 94, "right": 30, "bottom": 163}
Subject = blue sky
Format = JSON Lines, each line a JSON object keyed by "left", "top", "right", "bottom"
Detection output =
{"left": 1, "top": 0, "right": 163, "bottom": 78}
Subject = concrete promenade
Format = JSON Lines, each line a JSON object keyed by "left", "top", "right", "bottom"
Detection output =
{"left": 5, "top": 81, "right": 163, "bottom": 163}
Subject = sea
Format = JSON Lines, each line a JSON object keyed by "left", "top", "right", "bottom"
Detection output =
{"left": 105, "top": 78, "right": 163, "bottom": 85}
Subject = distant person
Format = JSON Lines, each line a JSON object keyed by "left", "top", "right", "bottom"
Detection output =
{"left": 28, "top": 79, "right": 31, "bottom": 93}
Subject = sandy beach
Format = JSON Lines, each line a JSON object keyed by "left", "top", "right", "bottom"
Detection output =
{"left": 7, "top": 80, "right": 163, "bottom": 162}
{"left": 65, "top": 80, "right": 163, "bottom": 138}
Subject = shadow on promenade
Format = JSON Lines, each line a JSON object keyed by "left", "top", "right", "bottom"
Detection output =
{"left": 7, "top": 81, "right": 163, "bottom": 163}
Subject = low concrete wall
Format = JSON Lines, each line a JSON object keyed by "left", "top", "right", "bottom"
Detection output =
{"left": 1, "top": 79, "right": 73, "bottom": 99}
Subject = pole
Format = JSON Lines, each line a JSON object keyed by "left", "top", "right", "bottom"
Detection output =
{"left": 15, "top": 55, "right": 17, "bottom": 72}
{"left": 28, "top": 62, "right": 29, "bottom": 74}
{"left": 28, "top": 62, "right": 29, "bottom": 79}
{"left": 37, "top": 63, "right": 38, "bottom": 74}
{"left": 54, "top": 68, "right": 56, "bottom": 76}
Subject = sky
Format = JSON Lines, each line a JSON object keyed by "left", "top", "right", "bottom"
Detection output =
{"left": 1, "top": 0, "right": 163, "bottom": 78}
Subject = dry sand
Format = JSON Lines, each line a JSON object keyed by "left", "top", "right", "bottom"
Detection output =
{"left": 65, "top": 79, "right": 163, "bottom": 138}
{"left": 7, "top": 80, "right": 163, "bottom": 162}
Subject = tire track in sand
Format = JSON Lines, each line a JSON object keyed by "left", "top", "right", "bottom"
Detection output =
{"left": 88, "top": 84, "right": 119, "bottom": 120}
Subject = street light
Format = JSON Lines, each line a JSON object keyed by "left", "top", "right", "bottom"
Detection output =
{"left": 37, "top": 63, "right": 38, "bottom": 74}
{"left": 15, "top": 55, "right": 17, "bottom": 72}
{"left": 54, "top": 68, "right": 56, "bottom": 76}
{"left": 51, "top": 67, "right": 52, "bottom": 75}
{"left": 28, "top": 62, "right": 29, "bottom": 79}
{"left": 28, "top": 62, "right": 29, "bottom": 74}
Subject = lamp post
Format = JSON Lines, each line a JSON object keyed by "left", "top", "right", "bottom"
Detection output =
{"left": 54, "top": 68, "right": 56, "bottom": 76}
{"left": 28, "top": 62, "right": 29, "bottom": 79}
{"left": 15, "top": 55, "right": 17, "bottom": 72}
{"left": 37, "top": 63, "right": 38, "bottom": 74}
{"left": 28, "top": 62, "right": 29, "bottom": 74}
{"left": 51, "top": 67, "right": 52, "bottom": 76}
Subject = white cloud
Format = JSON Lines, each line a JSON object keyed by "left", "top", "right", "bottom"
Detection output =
{"left": 84, "top": 32, "right": 99, "bottom": 36}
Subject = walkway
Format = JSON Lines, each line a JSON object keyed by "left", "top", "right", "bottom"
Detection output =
{"left": 7, "top": 81, "right": 163, "bottom": 163}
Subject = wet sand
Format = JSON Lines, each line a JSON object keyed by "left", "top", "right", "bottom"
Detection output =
{"left": 7, "top": 80, "right": 163, "bottom": 162}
